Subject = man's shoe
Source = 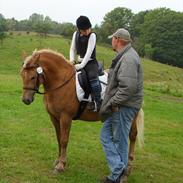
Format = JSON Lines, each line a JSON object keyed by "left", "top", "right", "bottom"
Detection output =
{"left": 100, "top": 177, "right": 117, "bottom": 183}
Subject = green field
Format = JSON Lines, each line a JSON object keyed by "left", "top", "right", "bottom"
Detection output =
{"left": 0, "top": 32, "right": 183, "bottom": 183}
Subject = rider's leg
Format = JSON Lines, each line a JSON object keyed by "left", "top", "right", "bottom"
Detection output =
{"left": 84, "top": 61, "right": 101, "bottom": 110}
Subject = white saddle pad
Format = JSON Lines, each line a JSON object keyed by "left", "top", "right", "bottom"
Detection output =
{"left": 76, "top": 71, "right": 108, "bottom": 102}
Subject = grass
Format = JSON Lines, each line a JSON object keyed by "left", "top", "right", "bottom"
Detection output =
{"left": 0, "top": 32, "right": 183, "bottom": 183}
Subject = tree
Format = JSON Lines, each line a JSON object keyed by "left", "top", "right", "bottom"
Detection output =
{"left": 98, "top": 7, "right": 133, "bottom": 44}
{"left": 130, "top": 10, "right": 149, "bottom": 38}
{"left": 28, "top": 14, "right": 53, "bottom": 36}
{"left": 140, "top": 8, "right": 183, "bottom": 67}
{"left": 130, "top": 11, "right": 150, "bottom": 56}
{"left": 6, "top": 18, "right": 18, "bottom": 31}
{"left": 144, "top": 44, "right": 154, "bottom": 59}
{"left": 28, "top": 13, "right": 44, "bottom": 33}
{"left": 0, "top": 14, "right": 7, "bottom": 32}
{"left": 60, "top": 22, "right": 75, "bottom": 38}
{"left": 50, "top": 21, "right": 63, "bottom": 35}
{"left": 41, "top": 16, "right": 53, "bottom": 36}
{"left": 0, "top": 14, "right": 7, "bottom": 45}
{"left": 17, "top": 20, "right": 30, "bottom": 31}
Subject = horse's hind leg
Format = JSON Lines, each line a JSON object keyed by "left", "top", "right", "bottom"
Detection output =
{"left": 127, "top": 116, "right": 137, "bottom": 176}
{"left": 54, "top": 113, "right": 72, "bottom": 173}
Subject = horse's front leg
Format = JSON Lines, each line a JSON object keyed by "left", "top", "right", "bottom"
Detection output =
{"left": 50, "top": 115, "right": 61, "bottom": 167}
{"left": 54, "top": 113, "right": 72, "bottom": 173}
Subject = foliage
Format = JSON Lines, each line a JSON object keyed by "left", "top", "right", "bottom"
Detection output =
{"left": 60, "top": 22, "right": 76, "bottom": 38}
{"left": 0, "top": 31, "right": 7, "bottom": 45}
{"left": 96, "top": 7, "right": 133, "bottom": 44}
{"left": 5, "top": 18, "right": 18, "bottom": 31}
{"left": 130, "top": 10, "right": 149, "bottom": 38}
{"left": 130, "top": 11, "right": 149, "bottom": 56}
{"left": 0, "top": 14, "right": 7, "bottom": 32}
{"left": 28, "top": 14, "right": 52, "bottom": 36}
{"left": 140, "top": 8, "right": 183, "bottom": 67}
{"left": 0, "top": 14, "right": 7, "bottom": 45}
{"left": 144, "top": 44, "right": 154, "bottom": 59}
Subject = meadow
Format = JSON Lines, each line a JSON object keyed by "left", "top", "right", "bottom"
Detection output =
{"left": 0, "top": 32, "right": 183, "bottom": 183}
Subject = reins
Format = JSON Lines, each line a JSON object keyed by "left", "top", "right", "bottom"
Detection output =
{"left": 38, "top": 71, "right": 76, "bottom": 95}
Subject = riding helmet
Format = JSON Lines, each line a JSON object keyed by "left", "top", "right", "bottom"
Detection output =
{"left": 76, "top": 16, "right": 92, "bottom": 30}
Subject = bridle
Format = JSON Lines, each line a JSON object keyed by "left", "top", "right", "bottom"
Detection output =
{"left": 23, "top": 65, "right": 76, "bottom": 95}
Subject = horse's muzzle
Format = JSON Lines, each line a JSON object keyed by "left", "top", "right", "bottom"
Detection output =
{"left": 22, "top": 96, "right": 34, "bottom": 105}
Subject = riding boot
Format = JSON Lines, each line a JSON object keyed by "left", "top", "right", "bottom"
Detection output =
{"left": 89, "top": 78, "right": 102, "bottom": 111}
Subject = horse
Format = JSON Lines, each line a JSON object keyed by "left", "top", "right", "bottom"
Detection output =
{"left": 20, "top": 49, "right": 144, "bottom": 176}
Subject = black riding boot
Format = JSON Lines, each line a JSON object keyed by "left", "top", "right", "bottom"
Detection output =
{"left": 89, "top": 78, "right": 102, "bottom": 111}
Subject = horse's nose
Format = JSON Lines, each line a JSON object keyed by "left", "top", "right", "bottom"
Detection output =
{"left": 22, "top": 97, "right": 32, "bottom": 105}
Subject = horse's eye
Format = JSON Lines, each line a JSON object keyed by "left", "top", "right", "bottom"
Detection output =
{"left": 31, "top": 76, "right": 36, "bottom": 80}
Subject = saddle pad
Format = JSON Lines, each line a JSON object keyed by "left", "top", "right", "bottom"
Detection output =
{"left": 76, "top": 71, "right": 108, "bottom": 102}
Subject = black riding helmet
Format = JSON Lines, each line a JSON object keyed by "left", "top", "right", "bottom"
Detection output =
{"left": 76, "top": 16, "right": 92, "bottom": 30}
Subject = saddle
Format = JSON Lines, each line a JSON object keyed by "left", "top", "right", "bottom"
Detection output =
{"left": 78, "top": 61, "right": 104, "bottom": 100}
{"left": 78, "top": 69, "right": 91, "bottom": 100}
{"left": 73, "top": 62, "right": 105, "bottom": 119}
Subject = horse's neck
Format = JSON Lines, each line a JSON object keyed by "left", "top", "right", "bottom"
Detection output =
{"left": 40, "top": 54, "right": 74, "bottom": 90}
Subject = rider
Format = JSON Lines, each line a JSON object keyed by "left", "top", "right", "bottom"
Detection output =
{"left": 70, "top": 15, "right": 101, "bottom": 111}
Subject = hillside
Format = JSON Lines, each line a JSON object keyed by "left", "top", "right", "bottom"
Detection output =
{"left": 0, "top": 32, "right": 183, "bottom": 183}
{"left": 0, "top": 32, "right": 183, "bottom": 97}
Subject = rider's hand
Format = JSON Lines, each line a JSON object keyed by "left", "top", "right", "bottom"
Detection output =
{"left": 70, "top": 60, "right": 75, "bottom": 65}
{"left": 75, "top": 64, "right": 83, "bottom": 71}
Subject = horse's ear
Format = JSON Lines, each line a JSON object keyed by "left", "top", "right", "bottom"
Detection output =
{"left": 34, "top": 53, "right": 40, "bottom": 61}
{"left": 22, "top": 50, "right": 28, "bottom": 60}
{"left": 29, "top": 53, "right": 40, "bottom": 67}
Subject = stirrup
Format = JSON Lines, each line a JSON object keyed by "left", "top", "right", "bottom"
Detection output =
{"left": 94, "top": 101, "right": 101, "bottom": 112}
{"left": 93, "top": 101, "right": 97, "bottom": 112}
{"left": 86, "top": 101, "right": 100, "bottom": 112}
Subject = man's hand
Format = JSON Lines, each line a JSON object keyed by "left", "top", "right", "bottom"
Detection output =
{"left": 75, "top": 64, "right": 83, "bottom": 71}
{"left": 111, "top": 106, "right": 119, "bottom": 113}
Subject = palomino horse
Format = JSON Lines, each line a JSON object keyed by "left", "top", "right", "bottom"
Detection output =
{"left": 21, "top": 49, "right": 144, "bottom": 176}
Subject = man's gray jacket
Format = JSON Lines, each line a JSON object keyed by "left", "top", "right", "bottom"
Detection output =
{"left": 100, "top": 43, "right": 143, "bottom": 118}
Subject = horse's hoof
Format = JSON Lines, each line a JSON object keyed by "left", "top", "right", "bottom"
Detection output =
{"left": 53, "top": 169, "right": 59, "bottom": 174}
{"left": 126, "top": 165, "right": 132, "bottom": 176}
{"left": 53, "top": 168, "right": 63, "bottom": 175}
{"left": 53, "top": 159, "right": 59, "bottom": 166}
{"left": 53, "top": 167, "right": 64, "bottom": 174}
{"left": 54, "top": 162, "right": 65, "bottom": 173}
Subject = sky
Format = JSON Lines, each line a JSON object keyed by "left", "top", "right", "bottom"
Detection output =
{"left": 0, "top": 0, "right": 183, "bottom": 25}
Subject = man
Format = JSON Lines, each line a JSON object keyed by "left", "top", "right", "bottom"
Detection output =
{"left": 99, "top": 28, "right": 143, "bottom": 183}
{"left": 70, "top": 15, "right": 101, "bottom": 111}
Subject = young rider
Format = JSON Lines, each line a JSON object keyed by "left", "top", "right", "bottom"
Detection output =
{"left": 70, "top": 15, "right": 101, "bottom": 111}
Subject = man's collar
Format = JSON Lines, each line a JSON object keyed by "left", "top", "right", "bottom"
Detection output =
{"left": 117, "top": 43, "right": 132, "bottom": 56}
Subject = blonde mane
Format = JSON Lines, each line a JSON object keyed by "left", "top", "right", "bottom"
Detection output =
{"left": 23, "top": 49, "right": 71, "bottom": 68}
{"left": 37, "top": 49, "right": 67, "bottom": 60}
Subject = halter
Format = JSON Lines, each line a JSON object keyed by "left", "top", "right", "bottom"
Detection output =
{"left": 23, "top": 65, "right": 76, "bottom": 95}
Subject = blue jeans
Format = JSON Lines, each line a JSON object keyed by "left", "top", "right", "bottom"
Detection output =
{"left": 100, "top": 106, "right": 138, "bottom": 181}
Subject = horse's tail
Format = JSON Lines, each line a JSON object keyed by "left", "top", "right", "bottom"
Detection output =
{"left": 136, "top": 108, "right": 144, "bottom": 148}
